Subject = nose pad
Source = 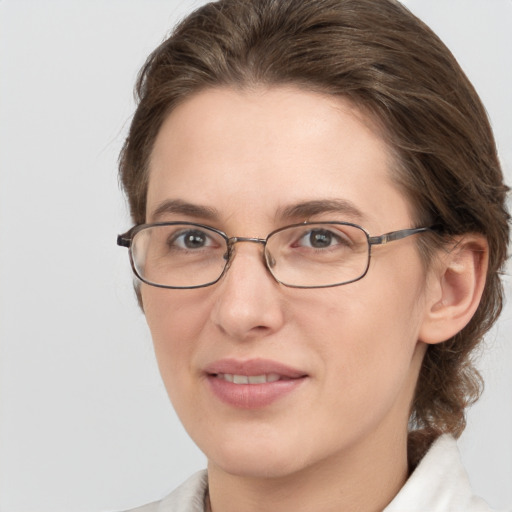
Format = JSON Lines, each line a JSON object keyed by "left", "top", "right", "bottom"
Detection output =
{"left": 265, "top": 249, "right": 276, "bottom": 269}
{"left": 221, "top": 244, "right": 240, "bottom": 276}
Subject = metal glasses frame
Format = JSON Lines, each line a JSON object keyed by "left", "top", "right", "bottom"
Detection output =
{"left": 117, "top": 221, "right": 434, "bottom": 289}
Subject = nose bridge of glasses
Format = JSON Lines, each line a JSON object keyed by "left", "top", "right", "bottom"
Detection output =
{"left": 228, "top": 236, "right": 267, "bottom": 246}
{"left": 225, "top": 236, "right": 271, "bottom": 268}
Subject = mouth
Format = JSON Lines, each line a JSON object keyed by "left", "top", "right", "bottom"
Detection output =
{"left": 204, "top": 358, "right": 307, "bottom": 381}
{"left": 213, "top": 373, "right": 292, "bottom": 384}
{"left": 204, "top": 359, "right": 308, "bottom": 408}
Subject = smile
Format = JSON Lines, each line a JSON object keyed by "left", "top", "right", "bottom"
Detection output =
{"left": 215, "top": 373, "right": 285, "bottom": 384}
{"left": 204, "top": 359, "right": 308, "bottom": 408}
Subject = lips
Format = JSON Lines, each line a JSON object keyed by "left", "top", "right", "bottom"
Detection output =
{"left": 204, "top": 358, "right": 307, "bottom": 409}
{"left": 216, "top": 373, "right": 282, "bottom": 384}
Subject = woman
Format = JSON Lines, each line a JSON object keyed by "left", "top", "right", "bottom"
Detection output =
{"left": 116, "top": 0, "right": 510, "bottom": 510}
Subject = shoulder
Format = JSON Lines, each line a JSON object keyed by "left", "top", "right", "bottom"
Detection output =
{"left": 120, "top": 470, "right": 208, "bottom": 512}
{"left": 385, "top": 435, "right": 494, "bottom": 512}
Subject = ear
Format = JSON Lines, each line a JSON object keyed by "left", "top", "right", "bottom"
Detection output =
{"left": 419, "top": 234, "right": 488, "bottom": 345}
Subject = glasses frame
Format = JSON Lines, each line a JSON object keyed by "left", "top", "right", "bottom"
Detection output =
{"left": 117, "top": 221, "right": 434, "bottom": 289}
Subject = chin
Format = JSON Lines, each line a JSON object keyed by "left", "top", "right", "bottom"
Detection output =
{"left": 210, "top": 450, "right": 304, "bottom": 480}
{"left": 201, "top": 430, "right": 308, "bottom": 479}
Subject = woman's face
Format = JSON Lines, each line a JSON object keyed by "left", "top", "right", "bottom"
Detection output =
{"left": 143, "top": 86, "right": 432, "bottom": 478}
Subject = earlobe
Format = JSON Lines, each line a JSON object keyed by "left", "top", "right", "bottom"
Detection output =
{"left": 419, "top": 234, "right": 488, "bottom": 345}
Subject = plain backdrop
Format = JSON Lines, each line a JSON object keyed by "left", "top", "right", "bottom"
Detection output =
{"left": 0, "top": 1, "right": 511, "bottom": 511}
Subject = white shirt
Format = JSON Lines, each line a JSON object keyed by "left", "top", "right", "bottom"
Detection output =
{"left": 123, "top": 435, "right": 495, "bottom": 512}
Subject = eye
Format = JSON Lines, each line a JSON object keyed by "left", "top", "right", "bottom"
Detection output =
{"left": 295, "top": 228, "right": 349, "bottom": 249}
{"left": 170, "top": 229, "right": 216, "bottom": 250}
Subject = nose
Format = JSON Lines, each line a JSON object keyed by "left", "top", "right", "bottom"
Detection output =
{"left": 210, "top": 241, "right": 286, "bottom": 340}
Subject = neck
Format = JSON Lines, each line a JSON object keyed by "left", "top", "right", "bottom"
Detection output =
{"left": 207, "top": 428, "right": 409, "bottom": 512}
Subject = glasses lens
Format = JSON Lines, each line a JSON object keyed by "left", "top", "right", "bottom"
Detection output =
{"left": 266, "top": 223, "right": 369, "bottom": 287}
{"left": 131, "top": 224, "right": 228, "bottom": 288}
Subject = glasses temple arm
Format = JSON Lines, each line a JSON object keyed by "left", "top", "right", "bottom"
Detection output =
{"left": 369, "top": 227, "right": 431, "bottom": 246}
{"left": 117, "top": 234, "right": 132, "bottom": 248}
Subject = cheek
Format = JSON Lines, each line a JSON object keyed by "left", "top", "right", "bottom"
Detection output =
{"left": 141, "top": 287, "right": 210, "bottom": 388}
{"left": 296, "top": 262, "right": 426, "bottom": 388}
{"left": 300, "top": 286, "right": 424, "bottom": 436}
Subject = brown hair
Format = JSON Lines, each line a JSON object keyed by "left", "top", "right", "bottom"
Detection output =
{"left": 119, "top": 0, "right": 509, "bottom": 460}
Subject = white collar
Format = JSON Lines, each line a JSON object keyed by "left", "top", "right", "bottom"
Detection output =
{"left": 384, "top": 434, "right": 492, "bottom": 511}
{"left": 150, "top": 435, "right": 492, "bottom": 512}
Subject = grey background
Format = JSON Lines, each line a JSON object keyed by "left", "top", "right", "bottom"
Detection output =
{"left": 0, "top": 1, "right": 511, "bottom": 511}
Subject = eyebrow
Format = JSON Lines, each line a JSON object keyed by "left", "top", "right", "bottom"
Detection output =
{"left": 150, "top": 199, "right": 219, "bottom": 222}
{"left": 149, "top": 198, "right": 366, "bottom": 225}
{"left": 277, "top": 199, "right": 366, "bottom": 222}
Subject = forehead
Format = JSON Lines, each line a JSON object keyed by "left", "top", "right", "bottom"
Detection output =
{"left": 147, "top": 86, "right": 413, "bottom": 232}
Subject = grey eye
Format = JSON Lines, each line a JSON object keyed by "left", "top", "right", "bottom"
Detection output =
{"left": 296, "top": 229, "right": 347, "bottom": 249}
{"left": 171, "top": 229, "right": 213, "bottom": 249}
{"left": 308, "top": 230, "right": 334, "bottom": 248}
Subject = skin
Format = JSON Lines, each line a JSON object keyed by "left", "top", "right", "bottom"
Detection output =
{"left": 142, "top": 86, "right": 446, "bottom": 512}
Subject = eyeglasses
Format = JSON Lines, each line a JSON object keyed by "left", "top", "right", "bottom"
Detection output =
{"left": 117, "top": 221, "right": 433, "bottom": 289}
